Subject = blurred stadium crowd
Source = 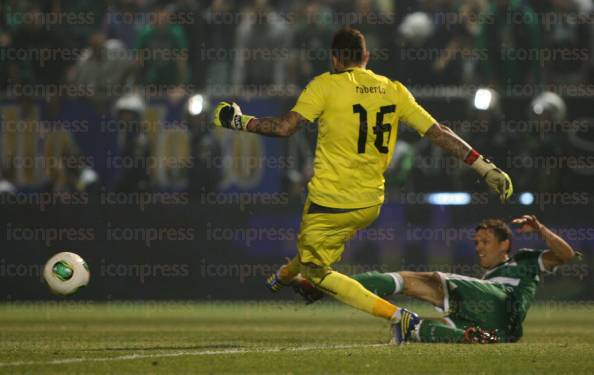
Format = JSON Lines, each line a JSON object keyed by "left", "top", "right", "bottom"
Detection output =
{"left": 0, "top": 0, "right": 592, "bottom": 198}
{"left": 1, "top": 0, "right": 593, "bottom": 90}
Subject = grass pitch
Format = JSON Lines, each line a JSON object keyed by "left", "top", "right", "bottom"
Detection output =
{"left": 0, "top": 301, "right": 592, "bottom": 374}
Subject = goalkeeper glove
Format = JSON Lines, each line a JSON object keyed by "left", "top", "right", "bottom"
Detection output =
{"left": 465, "top": 150, "right": 513, "bottom": 202}
{"left": 212, "top": 101, "right": 255, "bottom": 131}
{"left": 265, "top": 271, "right": 289, "bottom": 293}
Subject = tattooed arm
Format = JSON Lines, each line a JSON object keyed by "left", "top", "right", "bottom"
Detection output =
{"left": 212, "top": 102, "right": 307, "bottom": 137}
{"left": 423, "top": 123, "right": 472, "bottom": 160}
{"left": 246, "top": 111, "right": 308, "bottom": 138}
{"left": 423, "top": 123, "right": 513, "bottom": 201}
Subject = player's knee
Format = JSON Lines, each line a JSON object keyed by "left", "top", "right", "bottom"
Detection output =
{"left": 400, "top": 271, "right": 443, "bottom": 300}
{"left": 430, "top": 272, "right": 443, "bottom": 288}
{"left": 430, "top": 272, "right": 442, "bottom": 281}
{"left": 429, "top": 272, "right": 446, "bottom": 302}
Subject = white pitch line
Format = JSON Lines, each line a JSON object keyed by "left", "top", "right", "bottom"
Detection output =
{"left": 0, "top": 343, "right": 388, "bottom": 367}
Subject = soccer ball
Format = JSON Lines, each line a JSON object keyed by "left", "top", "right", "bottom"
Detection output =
{"left": 43, "top": 252, "right": 90, "bottom": 296}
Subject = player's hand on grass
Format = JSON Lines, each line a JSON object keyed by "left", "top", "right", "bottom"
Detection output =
{"left": 512, "top": 215, "right": 543, "bottom": 234}
{"left": 265, "top": 273, "right": 286, "bottom": 293}
{"left": 463, "top": 327, "right": 500, "bottom": 344}
{"left": 266, "top": 269, "right": 324, "bottom": 304}
{"left": 212, "top": 101, "right": 254, "bottom": 131}
{"left": 469, "top": 154, "right": 513, "bottom": 202}
{"left": 265, "top": 261, "right": 297, "bottom": 293}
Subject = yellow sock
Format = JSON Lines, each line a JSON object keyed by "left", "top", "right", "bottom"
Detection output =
{"left": 307, "top": 269, "right": 398, "bottom": 320}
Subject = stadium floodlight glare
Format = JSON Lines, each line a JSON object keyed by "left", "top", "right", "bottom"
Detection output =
{"left": 426, "top": 192, "right": 471, "bottom": 205}
{"left": 187, "top": 94, "right": 205, "bottom": 116}
{"left": 519, "top": 192, "right": 535, "bottom": 205}
{"left": 530, "top": 91, "right": 566, "bottom": 122}
{"left": 473, "top": 88, "right": 494, "bottom": 111}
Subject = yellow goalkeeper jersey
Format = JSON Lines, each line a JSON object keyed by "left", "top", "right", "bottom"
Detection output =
{"left": 291, "top": 67, "right": 436, "bottom": 209}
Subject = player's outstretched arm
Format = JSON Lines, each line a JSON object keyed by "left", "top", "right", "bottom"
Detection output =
{"left": 424, "top": 123, "right": 472, "bottom": 160}
{"left": 212, "top": 101, "right": 306, "bottom": 137}
{"left": 424, "top": 123, "right": 513, "bottom": 202}
{"left": 512, "top": 215, "right": 577, "bottom": 270}
{"left": 246, "top": 112, "right": 306, "bottom": 137}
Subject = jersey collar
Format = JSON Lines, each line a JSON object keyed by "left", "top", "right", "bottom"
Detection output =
{"left": 333, "top": 66, "right": 367, "bottom": 74}
{"left": 348, "top": 66, "right": 367, "bottom": 73}
{"left": 482, "top": 257, "right": 512, "bottom": 278}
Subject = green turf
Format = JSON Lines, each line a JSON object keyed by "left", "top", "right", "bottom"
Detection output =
{"left": 0, "top": 301, "right": 592, "bottom": 374}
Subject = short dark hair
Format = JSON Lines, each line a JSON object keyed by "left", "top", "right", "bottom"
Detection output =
{"left": 475, "top": 219, "right": 513, "bottom": 252}
{"left": 331, "top": 28, "right": 367, "bottom": 66}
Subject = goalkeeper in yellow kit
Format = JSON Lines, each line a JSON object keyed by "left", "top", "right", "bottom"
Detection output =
{"left": 213, "top": 28, "right": 513, "bottom": 344}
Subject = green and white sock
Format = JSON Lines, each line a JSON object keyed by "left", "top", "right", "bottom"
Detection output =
{"left": 417, "top": 319, "right": 466, "bottom": 343}
{"left": 351, "top": 271, "right": 399, "bottom": 297}
{"left": 387, "top": 272, "right": 404, "bottom": 294}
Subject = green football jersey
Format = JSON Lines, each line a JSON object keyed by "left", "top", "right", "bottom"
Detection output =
{"left": 481, "top": 248, "right": 553, "bottom": 340}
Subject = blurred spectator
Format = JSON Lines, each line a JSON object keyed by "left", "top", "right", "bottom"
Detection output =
{"left": 70, "top": 32, "right": 133, "bottom": 100}
{"left": 232, "top": 0, "right": 291, "bottom": 87}
{"left": 289, "top": 1, "right": 334, "bottom": 87}
{"left": 0, "top": 29, "right": 12, "bottom": 91}
{"left": 395, "top": 12, "right": 454, "bottom": 85}
{"left": 0, "top": 97, "right": 37, "bottom": 186}
{"left": 284, "top": 126, "right": 314, "bottom": 197}
{"left": 394, "top": 11, "right": 439, "bottom": 84}
{"left": 1, "top": 0, "right": 35, "bottom": 32}
{"left": 202, "top": 0, "right": 236, "bottom": 89}
{"left": 102, "top": 0, "right": 149, "bottom": 49}
{"left": 347, "top": 0, "right": 395, "bottom": 75}
{"left": 0, "top": 0, "right": 589, "bottom": 198}
{"left": 385, "top": 140, "right": 415, "bottom": 191}
{"left": 6, "top": 5, "right": 71, "bottom": 87}
{"left": 0, "top": 178, "right": 16, "bottom": 195}
{"left": 513, "top": 92, "right": 568, "bottom": 192}
{"left": 466, "top": 90, "right": 512, "bottom": 167}
{"left": 574, "top": 0, "right": 594, "bottom": 14}
{"left": 431, "top": 0, "right": 488, "bottom": 84}
{"left": 563, "top": 117, "right": 594, "bottom": 192}
{"left": 170, "top": 0, "right": 208, "bottom": 89}
{"left": 476, "top": 0, "right": 541, "bottom": 89}
{"left": 153, "top": 125, "right": 189, "bottom": 189}
{"left": 49, "top": 0, "right": 106, "bottom": 50}
{"left": 541, "top": 0, "right": 591, "bottom": 84}
{"left": 112, "top": 93, "right": 151, "bottom": 192}
{"left": 39, "top": 94, "right": 100, "bottom": 194}
{"left": 43, "top": 130, "right": 99, "bottom": 194}
{"left": 135, "top": 2, "right": 189, "bottom": 87}
{"left": 392, "top": 1, "right": 451, "bottom": 83}
{"left": 185, "top": 94, "right": 222, "bottom": 195}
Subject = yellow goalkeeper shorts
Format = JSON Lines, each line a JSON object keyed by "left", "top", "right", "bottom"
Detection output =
{"left": 297, "top": 197, "right": 381, "bottom": 267}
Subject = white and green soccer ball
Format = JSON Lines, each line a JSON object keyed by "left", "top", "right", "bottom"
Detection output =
{"left": 43, "top": 252, "right": 90, "bottom": 296}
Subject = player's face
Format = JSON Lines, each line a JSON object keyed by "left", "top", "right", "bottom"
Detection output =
{"left": 474, "top": 229, "right": 509, "bottom": 269}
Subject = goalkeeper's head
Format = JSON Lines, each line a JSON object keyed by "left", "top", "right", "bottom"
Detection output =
{"left": 331, "top": 28, "right": 370, "bottom": 71}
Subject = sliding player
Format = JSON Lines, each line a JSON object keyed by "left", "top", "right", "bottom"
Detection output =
{"left": 292, "top": 215, "right": 578, "bottom": 343}
{"left": 212, "top": 28, "right": 513, "bottom": 343}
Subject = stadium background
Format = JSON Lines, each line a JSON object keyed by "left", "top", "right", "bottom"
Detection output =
{"left": 0, "top": 0, "right": 592, "bottom": 301}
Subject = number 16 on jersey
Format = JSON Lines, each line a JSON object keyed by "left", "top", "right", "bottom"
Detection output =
{"left": 352, "top": 104, "right": 396, "bottom": 154}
